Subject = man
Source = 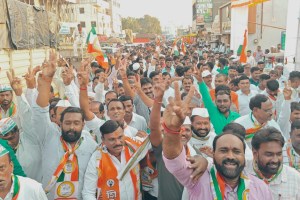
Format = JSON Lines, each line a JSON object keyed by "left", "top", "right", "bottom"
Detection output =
{"left": 119, "top": 95, "right": 147, "bottom": 131}
{"left": 228, "top": 66, "right": 238, "bottom": 81}
{"left": 202, "top": 70, "right": 213, "bottom": 89}
{"left": 0, "top": 145, "right": 47, "bottom": 199}
{"left": 181, "top": 76, "right": 194, "bottom": 93}
{"left": 0, "top": 85, "right": 16, "bottom": 120}
{"left": 72, "top": 24, "right": 86, "bottom": 57}
{"left": 162, "top": 57, "right": 175, "bottom": 77}
{"left": 250, "top": 127, "right": 300, "bottom": 198}
{"left": 278, "top": 82, "right": 300, "bottom": 138}
{"left": 216, "top": 58, "right": 229, "bottom": 75}
{"left": 82, "top": 120, "right": 145, "bottom": 200}
{"left": 282, "top": 120, "right": 300, "bottom": 173}
{"left": 246, "top": 50, "right": 256, "bottom": 67}
{"left": 257, "top": 61, "right": 265, "bottom": 72}
{"left": 237, "top": 75, "right": 258, "bottom": 116}
{"left": 32, "top": 53, "right": 98, "bottom": 199}
{"left": 249, "top": 67, "right": 261, "bottom": 86}
{"left": 209, "top": 74, "right": 239, "bottom": 112}
{"left": 275, "top": 63, "right": 287, "bottom": 88}
{"left": 262, "top": 79, "right": 281, "bottom": 120}
{"left": 253, "top": 45, "right": 264, "bottom": 62}
{"left": 243, "top": 63, "right": 251, "bottom": 77}
{"left": 89, "top": 101, "right": 105, "bottom": 120}
{"left": 189, "top": 108, "right": 216, "bottom": 156}
{"left": 161, "top": 91, "right": 272, "bottom": 199}
{"left": 147, "top": 82, "right": 200, "bottom": 200}
{"left": 162, "top": 72, "right": 175, "bottom": 102}
{"left": 196, "top": 71, "right": 240, "bottom": 134}
{"left": 235, "top": 94, "right": 282, "bottom": 148}
{"left": 256, "top": 74, "right": 270, "bottom": 93}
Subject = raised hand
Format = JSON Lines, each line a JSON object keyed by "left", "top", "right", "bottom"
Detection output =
{"left": 163, "top": 82, "right": 186, "bottom": 131}
{"left": 118, "top": 58, "right": 127, "bottom": 78}
{"left": 41, "top": 49, "right": 57, "bottom": 79}
{"left": 283, "top": 80, "right": 293, "bottom": 100}
{"left": 193, "top": 66, "right": 203, "bottom": 83}
{"left": 77, "top": 64, "right": 89, "bottom": 87}
{"left": 7, "top": 69, "right": 23, "bottom": 96}
{"left": 24, "top": 66, "right": 40, "bottom": 89}
{"left": 153, "top": 82, "right": 166, "bottom": 99}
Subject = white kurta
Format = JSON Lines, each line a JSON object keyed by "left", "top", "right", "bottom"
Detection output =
{"left": 15, "top": 94, "right": 42, "bottom": 182}
{"left": 32, "top": 104, "right": 98, "bottom": 200}
{"left": 277, "top": 99, "right": 292, "bottom": 139}
{"left": 234, "top": 113, "right": 283, "bottom": 149}
{"left": 128, "top": 112, "right": 148, "bottom": 131}
{"left": 0, "top": 176, "right": 47, "bottom": 200}
{"left": 236, "top": 90, "right": 258, "bottom": 116}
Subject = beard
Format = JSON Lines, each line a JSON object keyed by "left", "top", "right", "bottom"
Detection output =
{"left": 257, "top": 155, "right": 281, "bottom": 176}
{"left": 61, "top": 129, "right": 82, "bottom": 143}
{"left": 192, "top": 126, "right": 209, "bottom": 137}
{"left": 217, "top": 106, "right": 230, "bottom": 114}
{"left": 1, "top": 100, "right": 11, "bottom": 106}
{"left": 214, "top": 157, "right": 245, "bottom": 179}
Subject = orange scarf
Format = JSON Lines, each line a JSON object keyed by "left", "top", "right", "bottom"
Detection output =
{"left": 246, "top": 113, "right": 266, "bottom": 140}
{"left": 45, "top": 137, "right": 83, "bottom": 199}
{"left": 96, "top": 138, "right": 141, "bottom": 200}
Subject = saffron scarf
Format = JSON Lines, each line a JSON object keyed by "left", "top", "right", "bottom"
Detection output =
{"left": 45, "top": 137, "right": 83, "bottom": 195}
{"left": 210, "top": 166, "right": 250, "bottom": 200}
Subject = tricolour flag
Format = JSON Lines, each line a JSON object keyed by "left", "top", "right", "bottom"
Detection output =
{"left": 180, "top": 39, "right": 186, "bottom": 55}
{"left": 86, "top": 27, "right": 109, "bottom": 69}
{"left": 240, "top": 29, "right": 248, "bottom": 63}
{"left": 172, "top": 39, "right": 179, "bottom": 56}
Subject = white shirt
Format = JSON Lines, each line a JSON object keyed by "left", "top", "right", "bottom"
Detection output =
{"left": 189, "top": 130, "right": 216, "bottom": 151}
{"left": 261, "top": 91, "right": 283, "bottom": 121}
{"left": 246, "top": 56, "right": 256, "bottom": 67}
{"left": 64, "top": 81, "right": 80, "bottom": 107}
{"left": 15, "top": 95, "right": 42, "bottom": 182}
{"left": 278, "top": 76, "right": 288, "bottom": 89}
{"left": 277, "top": 100, "right": 292, "bottom": 139}
{"left": 247, "top": 163, "right": 300, "bottom": 200}
{"left": 282, "top": 144, "right": 300, "bottom": 172}
{"left": 163, "top": 87, "right": 175, "bottom": 104}
{"left": 129, "top": 112, "right": 148, "bottom": 131}
{"left": 236, "top": 90, "right": 258, "bottom": 116}
{"left": 32, "top": 104, "right": 98, "bottom": 200}
{"left": 82, "top": 147, "right": 142, "bottom": 200}
{"left": 0, "top": 176, "right": 47, "bottom": 200}
{"left": 234, "top": 113, "right": 283, "bottom": 149}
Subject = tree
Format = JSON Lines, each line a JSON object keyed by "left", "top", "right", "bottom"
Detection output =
{"left": 121, "top": 15, "right": 162, "bottom": 34}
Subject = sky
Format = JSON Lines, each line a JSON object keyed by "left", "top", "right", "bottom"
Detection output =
{"left": 120, "top": 0, "right": 192, "bottom": 29}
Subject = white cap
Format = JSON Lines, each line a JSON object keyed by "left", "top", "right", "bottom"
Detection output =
{"left": 191, "top": 108, "right": 209, "bottom": 118}
{"left": 55, "top": 100, "right": 72, "bottom": 108}
{"left": 183, "top": 116, "right": 191, "bottom": 125}
{"left": 88, "top": 92, "right": 95, "bottom": 98}
{"left": 275, "top": 63, "right": 283, "bottom": 67}
{"left": 132, "top": 63, "right": 140, "bottom": 71}
{"left": 202, "top": 70, "right": 212, "bottom": 78}
{"left": 229, "top": 55, "right": 237, "bottom": 60}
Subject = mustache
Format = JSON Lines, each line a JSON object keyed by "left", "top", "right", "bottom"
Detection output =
{"left": 222, "top": 158, "right": 239, "bottom": 166}
{"left": 113, "top": 145, "right": 123, "bottom": 149}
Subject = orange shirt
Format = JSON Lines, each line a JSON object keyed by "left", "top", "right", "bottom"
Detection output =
{"left": 209, "top": 89, "right": 239, "bottom": 112}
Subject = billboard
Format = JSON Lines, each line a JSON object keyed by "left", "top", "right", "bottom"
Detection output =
{"left": 196, "top": 0, "right": 213, "bottom": 24}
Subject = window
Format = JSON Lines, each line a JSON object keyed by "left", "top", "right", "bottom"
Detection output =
{"left": 79, "top": 8, "right": 84, "bottom": 14}
{"left": 80, "top": 22, "right": 86, "bottom": 28}
{"left": 91, "top": 21, "right": 97, "bottom": 27}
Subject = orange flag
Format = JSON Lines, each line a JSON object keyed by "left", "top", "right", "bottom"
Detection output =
{"left": 240, "top": 29, "right": 248, "bottom": 63}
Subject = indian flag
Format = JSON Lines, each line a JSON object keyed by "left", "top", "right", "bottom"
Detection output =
{"left": 172, "top": 39, "right": 179, "bottom": 56}
{"left": 86, "top": 27, "right": 109, "bottom": 69}
{"left": 239, "top": 29, "right": 248, "bottom": 63}
{"left": 180, "top": 39, "right": 186, "bottom": 55}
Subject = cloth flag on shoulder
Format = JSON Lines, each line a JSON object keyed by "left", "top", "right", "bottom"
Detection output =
{"left": 86, "top": 27, "right": 109, "bottom": 69}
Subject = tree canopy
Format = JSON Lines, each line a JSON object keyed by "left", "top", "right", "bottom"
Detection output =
{"left": 122, "top": 15, "right": 162, "bottom": 34}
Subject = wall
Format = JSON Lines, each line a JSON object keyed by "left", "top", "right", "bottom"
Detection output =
{"left": 247, "top": 0, "right": 288, "bottom": 51}
{"left": 0, "top": 49, "right": 49, "bottom": 85}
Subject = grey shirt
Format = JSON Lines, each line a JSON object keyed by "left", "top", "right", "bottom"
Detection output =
{"left": 153, "top": 144, "right": 184, "bottom": 200}
{"left": 133, "top": 95, "right": 150, "bottom": 123}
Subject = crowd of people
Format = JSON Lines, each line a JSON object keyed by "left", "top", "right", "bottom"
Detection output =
{"left": 0, "top": 40, "right": 299, "bottom": 200}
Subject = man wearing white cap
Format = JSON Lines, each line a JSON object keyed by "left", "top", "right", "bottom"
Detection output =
{"left": 189, "top": 108, "right": 216, "bottom": 156}
{"left": 0, "top": 145, "right": 47, "bottom": 199}
{"left": 0, "top": 85, "right": 16, "bottom": 120}
{"left": 202, "top": 70, "right": 213, "bottom": 90}
{"left": 0, "top": 118, "right": 42, "bottom": 182}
